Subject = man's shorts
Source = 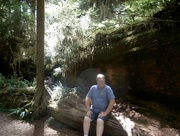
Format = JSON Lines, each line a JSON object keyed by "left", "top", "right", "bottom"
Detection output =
{"left": 86, "top": 108, "right": 110, "bottom": 121}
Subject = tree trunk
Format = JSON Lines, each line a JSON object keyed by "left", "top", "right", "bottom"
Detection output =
{"left": 28, "top": 0, "right": 47, "bottom": 118}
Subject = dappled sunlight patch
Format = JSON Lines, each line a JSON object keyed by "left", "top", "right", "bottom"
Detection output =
{"left": 112, "top": 112, "right": 135, "bottom": 136}
{"left": 112, "top": 102, "right": 180, "bottom": 136}
{"left": 51, "top": 81, "right": 85, "bottom": 102}
{"left": 43, "top": 128, "right": 59, "bottom": 136}
{"left": 48, "top": 82, "right": 86, "bottom": 115}
{"left": 125, "top": 35, "right": 136, "bottom": 43}
{"left": 51, "top": 81, "right": 64, "bottom": 101}
{"left": 48, "top": 101, "right": 59, "bottom": 111}
{"left": 0, "top": 113, "right": 34, "bottom": 135}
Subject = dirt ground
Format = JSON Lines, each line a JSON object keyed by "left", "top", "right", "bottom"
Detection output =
{"left": 0, "top": 113, "right": 82, "bottom": 136}
{"left": 0, "top": 112, "right": 180, "bottom": 136}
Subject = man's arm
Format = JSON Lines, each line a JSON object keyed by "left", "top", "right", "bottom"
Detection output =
{"left": 85, "top": 96, "right": 92, "bottom": 117}
{"left": 105, "top": 99, "right": 115, "bottom": 114}
{"left": 98, "top": 99, "right": 115, "bottom": 117}
{"left": 85, "top": 96, "right": 91, "bottom": 111}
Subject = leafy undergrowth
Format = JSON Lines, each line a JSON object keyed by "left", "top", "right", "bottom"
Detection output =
{"left": 0, "top": 102, "right": 32, "bottom": 120}
{"left": 0, "top": 73, "right": 36, "bottom": 89}
{"left": 0, "top": 73, "right": 36, "bottom": 120}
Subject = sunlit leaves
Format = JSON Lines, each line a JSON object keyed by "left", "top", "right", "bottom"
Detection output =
{"left": 45, "top": 0, "right": 94, "bottom": 72}
{"left": 44, "top": 0, "right": 167, "bottom": 76}
{"left": 126, "top": 0, "right": 163, "bottom": 19}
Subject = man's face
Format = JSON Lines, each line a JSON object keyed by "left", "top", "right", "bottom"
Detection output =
{"left": 97, "top": 78, "right": 105, "bottom": 88}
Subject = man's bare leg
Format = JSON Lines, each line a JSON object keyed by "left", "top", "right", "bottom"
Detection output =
{"left": 83, "top": 116, "right": 92, "bottom": 136}
{"left": 96, "top": 118, "right": 104, "bottom": 136}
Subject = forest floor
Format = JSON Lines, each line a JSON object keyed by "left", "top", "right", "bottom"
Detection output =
{"left": 0, "top": 107, "right": 180, "bottom": 136}
{"left": 0, "top": 112, "right": 81, "bottom": 136}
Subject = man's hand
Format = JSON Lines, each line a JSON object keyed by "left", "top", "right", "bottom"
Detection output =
{"left": 98, "top": 112, "right": 107, "bottom": 118}
{"left": 86, "top": 110, "right": 92, "bottom": 117}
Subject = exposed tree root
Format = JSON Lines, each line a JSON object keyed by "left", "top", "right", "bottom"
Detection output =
{"left": 27, "top": 87, "right": 48, "bottom": 119}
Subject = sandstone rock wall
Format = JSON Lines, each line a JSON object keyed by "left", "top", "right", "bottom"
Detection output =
{"left": 65, "top": 24, "right": 180, "bottom": 106}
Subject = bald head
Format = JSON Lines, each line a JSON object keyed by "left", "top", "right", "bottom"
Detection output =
{"left": 96, "top": 74, "right": 105, "bottom": 80}
{"left": 96, "top": 74, "right": 105, "bottom": 88}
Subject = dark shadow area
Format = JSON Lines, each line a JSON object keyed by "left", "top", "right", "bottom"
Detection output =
{"left": 112, "top": 100, "right": 180, "bottom": 136}
{"left": 46, "top": 117, "right": 82, "bottom": 136}
{"left": 123, "top": 38, "right": 180, "bottom": 129}
{"left": 127, "top": 95, "right": 180, "bottom": 129}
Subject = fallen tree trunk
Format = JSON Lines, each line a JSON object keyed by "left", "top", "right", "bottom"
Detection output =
{"left": 48, "top": 87, "right": 127, "bottom": 136}
{"left": 46, "top": 85, "right": 180, "bottom": 136}
{"left": 0, "top": 87, "right": 35, "bottom": 108}
{"left": 0, "top": 87, "right": 35, "bottom": 95}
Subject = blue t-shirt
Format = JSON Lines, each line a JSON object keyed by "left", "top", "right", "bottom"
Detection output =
{"left": 87, "top": 84, "right": 115, "bottom": 112}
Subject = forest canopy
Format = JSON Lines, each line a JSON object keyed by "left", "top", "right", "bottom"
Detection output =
{"left": 44, "top": 0, "right": 167, "bottom": 77}
{"left": 0, "top": 0, "right": 178, "bottom": 79}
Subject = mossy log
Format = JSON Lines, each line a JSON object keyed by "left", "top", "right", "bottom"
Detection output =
{"left": 0, "top": 87, "right": 35, "bottom": 108}
{"left": 0, "top": 87, "right": 35, "bottom": 95}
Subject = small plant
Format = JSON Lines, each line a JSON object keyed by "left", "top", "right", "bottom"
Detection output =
{"left": 6, "top": 76, "right": 29, "bottom": 88}
{"left": 0, "top": 74, "right": 32, "bottom": 89}
{"left": 0, "top": 74, "right": 34, "bottom": 119}
{"left": 0, "top": 73, "right": 6, "bottom": 89}
{"left": 31, "top": 77, "right": 37, "bottom": 87}
{"left": 51, "top": 81, "right": 63, "bottom": 101}
{"left": 0, "top": 103, "right": 26, "bottom": 118}
{"left": 0, "top": 102, "right": 8, "bottom": 113}
{"left": 9, "top": 108, "right": 32, "bottom": 119}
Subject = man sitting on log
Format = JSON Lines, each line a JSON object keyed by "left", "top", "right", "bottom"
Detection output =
{"left": 83, "top": 74, "right": 115, "bottom": 136}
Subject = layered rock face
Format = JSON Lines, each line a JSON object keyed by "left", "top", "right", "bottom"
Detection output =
{"left": 58, "top": 5, "right": 180, "bottom": 106}
{"left": 65, "top": 22, "right": 180, "bottom": 106}
{"left": 95, "top": 28, "right": 179, "bottom": 104}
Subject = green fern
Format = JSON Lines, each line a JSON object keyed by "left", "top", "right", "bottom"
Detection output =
{"left": 0, "top": 73, "right": 6, "bottom": 89}
{"left": 0, "top": 74, "right": 32, "bottom": 89}
{"left": 8, "top": 108, "right": 32, "bottom": 119}
{"left": 0, "top": 102, "right": 8, "bottom": 113}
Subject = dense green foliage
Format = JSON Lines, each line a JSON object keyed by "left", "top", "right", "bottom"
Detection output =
{"left": 0, "top": 102, "right": 9, "bottom": 113}
{"left": 0, "top": 0, "right": 36, "bottom": 77}
{"left": 44, "top": 0, "right": 170, "bottom": 76}
{"left": 0, "top": 0, "right": 177, "bottom": 78}
{"left": 0, "top": 73, "right": 35, "bottom": 119}
{"left": 0, "top": 73, "right": 33, "bottom": 89}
